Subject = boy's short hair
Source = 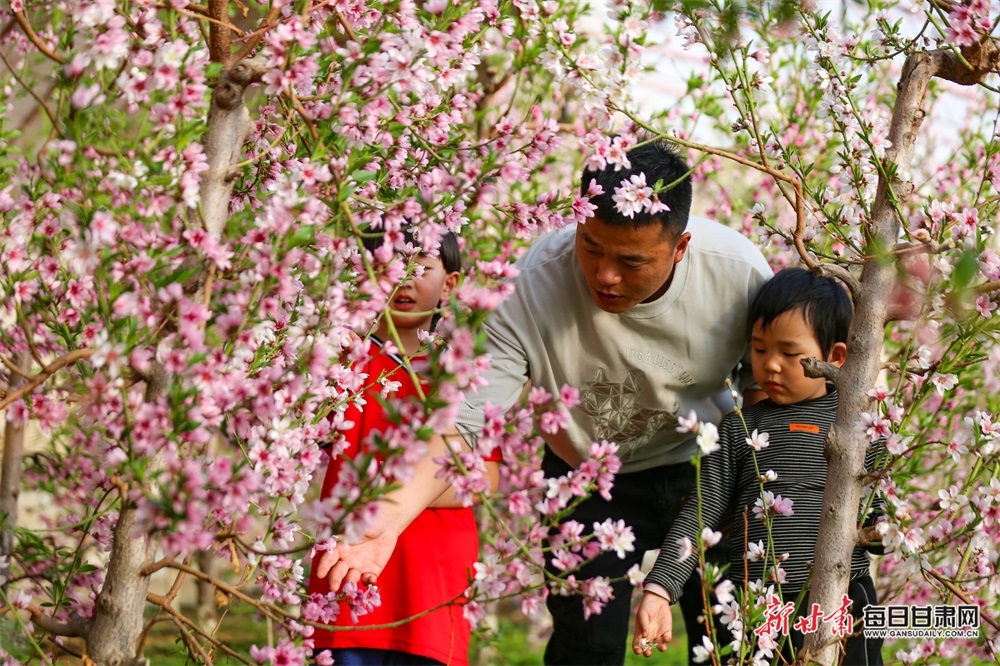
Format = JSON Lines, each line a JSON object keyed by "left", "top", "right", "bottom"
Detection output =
{"left": 580, "top": 136, "right": 693, "bottom": 239}
{"left": 749, "top": 267, "right": 853, "bottom": 357}
{"left": 361, "top": 226, "right": 461, "bottom": 273}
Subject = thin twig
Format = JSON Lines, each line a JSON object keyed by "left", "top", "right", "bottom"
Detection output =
{"left": 160, "top": 608, "right": 213, "bottom": 664}
{"left": 334, "top": 8, "right": 357, "bottom": 42}
{"left": 154, "top": 3, "right": 245, "bottom": 38}
{"left": 143, "top": 559, "right": 295, "bottom": 622}
{"left": 233, "top": 4, "right": 282, "bottom": 60}
{"left": 974, "top": 279, "right": 1000, "bottom": 295}
{"left": 0, "top": 48, "right": 62, "bottom": 140}
{"left": 925, "top": 569, "right": 1000, "bottom": 633}
{"left": 287, "top": 90, "right": 320, "bottom": 143}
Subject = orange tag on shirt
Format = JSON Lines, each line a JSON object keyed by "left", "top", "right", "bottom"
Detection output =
{"left": 789, "top": 423, "right": 821, "bottom": 434}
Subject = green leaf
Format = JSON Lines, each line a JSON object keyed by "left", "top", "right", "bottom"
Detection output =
{"left": 289, "top": 224, "right": 316, "bottom": 248}
{"left": 351, "top": 169, "right": 378, "bottom": 183}
{"left": 953, "top": 249, "right": 979, "bottom": 291}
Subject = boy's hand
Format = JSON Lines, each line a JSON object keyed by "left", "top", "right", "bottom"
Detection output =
{"left": 315, "top": 525, "right": 400, "bottom": 592}
{"left": 633, "top": 591, "right": 673, "bottom": 657}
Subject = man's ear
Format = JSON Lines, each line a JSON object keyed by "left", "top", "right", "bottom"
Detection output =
{"left": 827, "top": 342, "right": 848, "bottom": 368}
{"left": 441, "top": 271, "right": 460, "bottom": 301}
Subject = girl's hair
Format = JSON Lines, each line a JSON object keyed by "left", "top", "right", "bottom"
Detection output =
{"left": 361, "top": 227, "right": 461, "bottom": 273}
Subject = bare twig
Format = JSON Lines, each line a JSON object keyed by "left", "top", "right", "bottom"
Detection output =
{"left": 334, "top": 8, "right": 357, "bottom": 42}
{"left": 155, "top": 3, "right": 245, "bottom": 38}
{"left": 663, "top": 134, "right": 828, "bottom": 276}
{"left": 144, "top": 593, "right": 249, "bottom": 664}
{"left": 164, "top": 610, "right": 213, "bottom": 665}
{"left": 143, "top": 559, "right": 292, "bottom": 620}
{"left": 233, "top": 4, "right": 282, "bottom": 61}
{"left": 0, "top": 48, "right": 62, "bottom": 142}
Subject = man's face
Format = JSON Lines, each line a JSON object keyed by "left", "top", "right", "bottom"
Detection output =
{"left": 574, "top": 216, "right": 690, "bottom": 314}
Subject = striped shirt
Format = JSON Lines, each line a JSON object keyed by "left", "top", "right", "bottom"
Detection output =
{"left": 645, "top": 390, "right": 878, "bottom": 602}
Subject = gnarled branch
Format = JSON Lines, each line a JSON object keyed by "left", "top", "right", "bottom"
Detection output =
{"left": 199, "top": 56, "right": 270, "bottom": 236}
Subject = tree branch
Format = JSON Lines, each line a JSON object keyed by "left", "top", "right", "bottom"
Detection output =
{"left": 233, "top": 4, "right": 282, "bottom": 61}
{"left": 974, "top": 279, "right": 1000, "bottom": 295}
{"left": 12, "top": 11, "right": 65, "bottom": 64}
{"left": 814, "top": 263, "right": 861, "bottom": 303}
{"left": 925, "top": 570, "right": 1000, "bottom": 633}
{"left": 0, "top": 349, "right": 94, "bottom": 412}
{"left": 208, "top": 0, "right": 232, "bottom": 65}
{"left": 802, "top": 40, "right": 981, "bottom": 666}
{"left": 146, "top": 592, "right": 253, "bottom": 664}
{"left": 0, "top": 353, "right": 30, "bottom": 588}
{"left": 934, "top": 38, "right": 1000, "bottom": 86}
{"left": 0, "top": 355, "right": 32, "bottom": 380}
{"left": 27, "top": 605, "right": 91, "bottom": 638}
{"left": 660, "top": 132, "right": 847, "bottom": 279}
{"left": 200, "top": 56, "right": 270, "bottom": 236}
{"left": 801, "top": 357, "right": 842, "bottom": 383}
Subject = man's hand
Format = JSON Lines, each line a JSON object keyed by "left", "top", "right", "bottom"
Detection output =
{"left": 315, "top": 525, "right": 400, "bottom": 593}
{"left": 633, "top": 591, "right": 673, "bottom": 657}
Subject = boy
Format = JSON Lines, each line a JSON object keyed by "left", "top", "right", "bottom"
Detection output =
{"left": 308, "top": 229, "right": 500, "bottom": 665}
{"left": 633, "top": 267, "right": 884, "bottom": 665}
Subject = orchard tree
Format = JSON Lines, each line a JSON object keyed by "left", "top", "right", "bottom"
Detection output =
{"left": 614, "top": 2, "right": 1000, "bottom": 665}
{"left": 1, "top": 0, "right": 1000, "bottom": 665}
{"left": 0, "top": 0, "right": 623, "bottom": 662}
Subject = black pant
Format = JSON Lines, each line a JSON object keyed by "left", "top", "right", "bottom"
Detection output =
{"left": 541, "top": 447, "right": 729, "bottom": 665}
{"left": 783, "top": 575, "right": 884, "bottom": 666}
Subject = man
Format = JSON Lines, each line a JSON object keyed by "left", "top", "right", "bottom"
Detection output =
{"left": 456, "top": 138, "right": 770, "bottom": 663}
{"left": 319, "top": 137, "right": 771, "bottom": 664}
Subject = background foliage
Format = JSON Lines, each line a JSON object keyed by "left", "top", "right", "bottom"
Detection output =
{"left": 1, "top": 0, "right": 999, "bottom": 664}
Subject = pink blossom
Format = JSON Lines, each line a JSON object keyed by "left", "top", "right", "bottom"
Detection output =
{"left": 592, "top": 518, "right": 635, "bottom": 559}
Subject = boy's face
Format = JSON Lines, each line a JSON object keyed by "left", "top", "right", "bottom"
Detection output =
{"left": 750, "top": 308, "right": 847, "bottom": 405}
{"left": 387, "top": 254, "right": 459, "bottom": 331}
{"left": 574, "top": 216, "right": 690, "bottom": 314}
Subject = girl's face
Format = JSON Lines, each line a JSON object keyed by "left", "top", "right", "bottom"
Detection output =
{"left": 386, "top": 254, "right": 459, "bottom": 331}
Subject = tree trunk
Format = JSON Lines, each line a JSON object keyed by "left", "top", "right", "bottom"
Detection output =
{"left": 196, "top": 548, "right": 218, "bottom": 632}
{"left": 802, "top": 43, "right": 1000, "bottom": 665}
{"left": 86, "top": 507, "right": 152, "bottom": 666}
{"left": 86, "top": 364, "right": 167, "bottom": 666}
{"left": 0, "top": 353, "right": 30, "bottom": 589}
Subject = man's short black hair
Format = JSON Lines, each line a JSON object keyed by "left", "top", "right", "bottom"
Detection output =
{"left": 361, "top": 226, "right": 461, "bottom": 273}
{"left": 580, "top": 137, "right": 693, "bottom": 239}
{"left": 749, "top": 267, "right": 853, "bottom": 357}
